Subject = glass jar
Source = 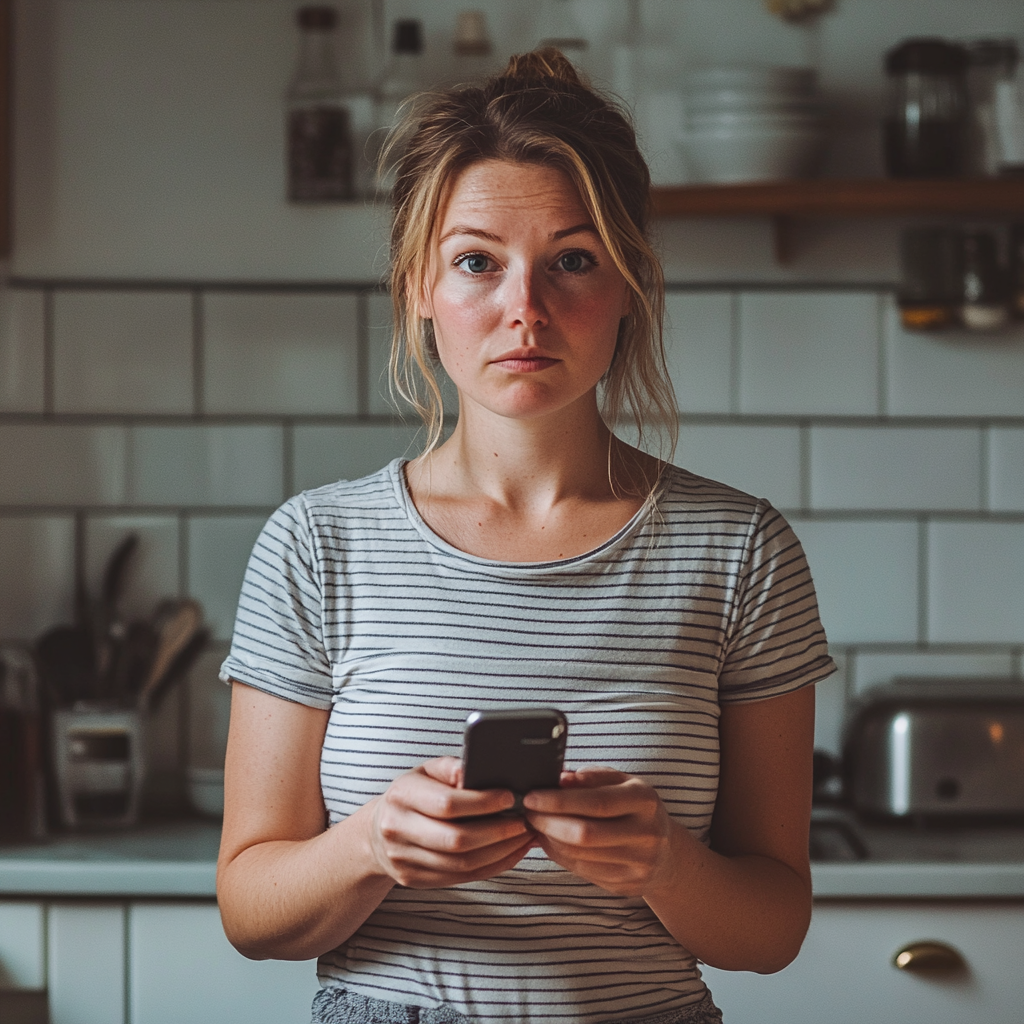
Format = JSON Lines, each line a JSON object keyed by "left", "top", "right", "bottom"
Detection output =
{"left": 960, "top": 229, "right": 1009, "bottom": 331}
{"left": 883, "top": 38, "right": 969, "bottom": 178}
{"left": 287, "top": 5, "right": 353, "bottom": 202}
{"left": 897, "top": 226, "right": 963, "bottom": 331}
{"left": 966, "top": 40, "right": 1019, "bottom": 176}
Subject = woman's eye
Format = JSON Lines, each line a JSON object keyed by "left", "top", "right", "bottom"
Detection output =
{"left": 556, "top": 251, "right": 594, "bottom": 273}
{"left": 455, "top": 253, "right": 493, "bottom": 274}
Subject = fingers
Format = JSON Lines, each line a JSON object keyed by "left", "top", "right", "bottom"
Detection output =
{"left": 523, "top": 772, "right": 646, "bottom": 818}
{"left": 368, "top": 761, "right": 531, "bottom": 889}
{"left": 402, "top": 762, "right": 515, "bottom": 820}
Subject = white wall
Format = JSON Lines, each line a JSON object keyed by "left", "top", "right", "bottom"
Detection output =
{"left": 3, "top": 0, "right": 1024, "bottom": 775}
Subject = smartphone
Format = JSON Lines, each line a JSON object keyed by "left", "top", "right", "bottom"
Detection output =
{"left": 461, "top": 709, "right": 568, "bottom": 812}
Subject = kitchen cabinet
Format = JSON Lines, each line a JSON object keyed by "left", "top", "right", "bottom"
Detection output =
{"left": 702, "top": 900, "right": 1024, "bottom": 1024}
{"left": 128, "top": 902, "right": 316, "bottom": 1024}
{"left": 48, "top": 903, "right": 125, "bottom": 1024}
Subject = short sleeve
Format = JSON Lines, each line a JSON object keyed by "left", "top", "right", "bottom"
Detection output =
{"left": 219, "top": 494, "right": 334, "bottom": 710}
{"left": 718, "top": 501, "right": 836, "bottom": 703}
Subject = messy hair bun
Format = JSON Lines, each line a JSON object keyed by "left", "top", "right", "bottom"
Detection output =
{"left": 498, "top": 46, "right": 586, "bottom": 88}
{"left": 385, "top": 49, "right": 676, "bottom": 469}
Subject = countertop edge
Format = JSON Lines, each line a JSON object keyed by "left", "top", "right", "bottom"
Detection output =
{"left": 0, "top": 861, "right": 218, "bottom": 898}
{"left": 1, "top": 861, "right": 1023, "bottom": 900}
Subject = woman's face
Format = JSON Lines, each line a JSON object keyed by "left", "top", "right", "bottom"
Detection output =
{"left": 419, "top": 159, "right": 631, "bottom": 425}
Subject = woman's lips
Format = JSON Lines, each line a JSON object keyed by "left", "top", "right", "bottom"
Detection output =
{"left": 492, "top": 356, "right": 559, "bottom": 373}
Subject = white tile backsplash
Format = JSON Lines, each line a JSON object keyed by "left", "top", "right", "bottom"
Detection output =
{"left": 85, "top": 515, "right": 181, "bottom": 621}
{"left": 54, "top": 291, "right": 193, "bottom": 415}
{"left": 367, "top": 292, "right": 459, "bottom": 418}
{"left": 788, "top": 518, "right": 920, "bottom": 645}
{"left": 187, "top": 642, "right": 232, "bottom": 771}
{"left": 664, "top": 291, "right": 733, "bottom": 414}
{"left": 989, "top": 427, "right": 1024, "bottom": 512}
{"left": 813, "top": 651, "right": 848, "bottom": 756}
{"left": 0, "top": 288, "right": 45, "bottom": 413}
{"left": 204, "top": 292, "right": 359, "bottom": 415}
{"left": 738, "top": 292, "right": 880, "bottom": 416}
{"left": 675, "top": 424, "right": 802, "bottom": 509}
{"left": 851, "top": 651, "right": 1018, "bottom": 695}
{"left": 884, "top": 297, "right": 1024, "bottom": 417}
{"left": 0, "top": 425, "right": 127, "bottom": 506}
{"left": 187, "top": 515, "right": 267, "bottom": 641}
{"left": 127, "top": 425, "right": 283, "bottom": 507}
{"left": 0, "top": 516, "right": 75, "bottom": 641}
{"left": 928, "top": 521, "right": 1024, "bottom": 643}
{"left": 292, "top": 424, "right": 422, "bottom": 493}
{"left": 810, "top": 426, "right": 982, "bottom": 511}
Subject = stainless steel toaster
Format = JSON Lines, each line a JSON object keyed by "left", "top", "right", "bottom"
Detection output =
{"left": 844, "top": 679, "right": 1024, "bottom": 818}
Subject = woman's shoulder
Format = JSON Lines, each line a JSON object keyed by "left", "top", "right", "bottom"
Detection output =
{"left": 261, "top": 460, "right": 408, "bottom": 547}
{"left": 658, "top": 462, "right": 769, "bottom": 519}
{"left": 297, "top": 459, "right": 403, "bottom": 517}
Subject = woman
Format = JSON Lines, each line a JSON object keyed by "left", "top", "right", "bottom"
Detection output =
{"left": 217, "top": 50, "right": 835, "bottom": 1024}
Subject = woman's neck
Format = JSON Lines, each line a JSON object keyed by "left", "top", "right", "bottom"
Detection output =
{"left": 414, "top": 396, "right": 621, "bottom": 511}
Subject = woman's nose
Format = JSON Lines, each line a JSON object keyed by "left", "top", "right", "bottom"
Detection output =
{"left": 504, "top": 266, "right": 549, "bottom": 331}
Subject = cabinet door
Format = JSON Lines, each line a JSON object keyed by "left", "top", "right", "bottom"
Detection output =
{"left": 129, "top": 902, "right": 317, "bottom": 1024}
{"left": 701, "top": 901, "right": 1024, "bottom": 1024}
{"left": 47, "top": 902, "right": 126, "bottom": 1024}
{"left": 0, "top": 901, "right": 45, "bottom": 990}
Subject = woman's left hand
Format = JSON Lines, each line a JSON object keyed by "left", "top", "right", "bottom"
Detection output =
{"left": 523, "top": 768, "right": 681, "bottom": 898}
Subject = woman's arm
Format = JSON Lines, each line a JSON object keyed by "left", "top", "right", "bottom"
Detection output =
{"left": 524, "top": 685, "right": 815, "bottom": 974}
{"left": 217, "top": 682, "right": 535, "bottom": 961}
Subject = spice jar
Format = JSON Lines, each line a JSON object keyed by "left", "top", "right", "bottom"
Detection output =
{"left": 287, "top": 5, "right": 353, "bottom": 202}
{"left": 0, "top": 645, "right": 46, "bottom": 841}
{"left": 966, "top": 40, "right": 1020, "bottom": 176}
{"left": 897, "top": 226, "right": 963, "bottom": 331}
{"left": 959, "top": 229, "right": 1009, "bottom": 331}
{"left": 884, "top": 38, "right": 970, "bottom": 178}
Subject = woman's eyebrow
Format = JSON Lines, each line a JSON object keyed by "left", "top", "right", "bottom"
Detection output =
{"left": 438, "top": 226, "right": 503, "bottom": 244}
{"left": 438, "top": 223, "right": 598, "bottom": 245}
{"left": 552, "top": 223, "right": 598, "bottom": 240}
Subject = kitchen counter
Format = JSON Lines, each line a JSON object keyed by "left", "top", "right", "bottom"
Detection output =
{"left": 1, "top": 813, "right": 1022, "bottom": 899}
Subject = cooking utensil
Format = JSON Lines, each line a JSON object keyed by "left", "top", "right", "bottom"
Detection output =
{"left": 137, "top": 601, "right": 205, "bottom": 713}
{"left": 143, "top": 627, "right": 209, "bottom": 714}
{"left": 95, "top": 533, "right": 138, "bottom": 701}
{"left": 34, "top": 626, "right": 97, "bottom": 708}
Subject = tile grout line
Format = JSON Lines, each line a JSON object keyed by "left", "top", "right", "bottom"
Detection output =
{"left": 876, "top": 290, "right": 888, "bottom": 417}
{"left": 356, "top": 291, "right": 370, "bottom": 418}
{"left": 979, "top": 423, "right": 990, "bottom": 511}
{"left": 42, "top": 288, "right": 56, "bottom": 416}
{"left": 191, "top": 289, "right": 205, "bottom": 417}
{"left": 178, "top": 513, "right": 190, "bottom": 599}
{"left": 729, "top": 292, "right": 741, "bottom": 415}
{"left": 123, "top": 902, "right": 131, "bottom": 1024}
{"left": 283, "top": 420, "right": 295, "bottom": 500}
{"left": 799, "top": 421, "right": 811, "bottom": 513}
{"left": 917, "top": 517, "right": 929, "bottom": 647}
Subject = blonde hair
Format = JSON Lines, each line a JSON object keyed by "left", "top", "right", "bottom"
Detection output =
{"left": 385, "top": 48, "right": 677, "bottom": 466}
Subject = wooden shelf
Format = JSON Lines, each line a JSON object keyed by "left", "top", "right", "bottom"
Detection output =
{"left": 651, "top": 178, "right": 1024, "bottom": 219}
{"left": 651, "top": 178, "right": 1024, "bottom": 263}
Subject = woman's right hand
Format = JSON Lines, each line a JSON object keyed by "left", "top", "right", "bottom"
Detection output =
{"left": 368, "top": 756, "right": 536, "bottom": 888}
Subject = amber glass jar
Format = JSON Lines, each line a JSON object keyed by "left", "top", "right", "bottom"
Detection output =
{"left": 897, "top": 226, "right": 964, "bottom": 331}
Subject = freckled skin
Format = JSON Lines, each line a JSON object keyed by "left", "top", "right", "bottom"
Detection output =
{"left": 418, "top": 160, "right": 631, "bottom": 427}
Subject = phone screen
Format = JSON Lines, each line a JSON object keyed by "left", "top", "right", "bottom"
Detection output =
{"left": 461, "top": 709, "right": 567, "bottom": 803}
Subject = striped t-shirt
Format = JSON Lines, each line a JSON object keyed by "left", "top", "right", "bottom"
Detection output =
{"left": 222, "top": 458, "right": 835, "bottom": 1023}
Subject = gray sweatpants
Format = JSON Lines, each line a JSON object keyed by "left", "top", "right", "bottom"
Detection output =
{"left": 311, "top": 987, "right": 725, "bottom": 1024}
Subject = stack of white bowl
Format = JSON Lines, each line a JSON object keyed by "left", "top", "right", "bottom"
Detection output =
{"left": 679, "top": 66, "right": 828, "bottom": 183}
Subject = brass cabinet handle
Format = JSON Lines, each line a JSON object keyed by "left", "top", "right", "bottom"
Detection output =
{"left": 892, "top": 940, "right": 967, "bottom": 974}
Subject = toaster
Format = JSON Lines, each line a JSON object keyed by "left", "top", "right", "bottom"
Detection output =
{"left": 844, "top": 679, "right": 1024, "bottom": 818}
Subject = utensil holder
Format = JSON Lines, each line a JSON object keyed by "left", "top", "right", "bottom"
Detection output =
{"left": 52, "top": 705, "right": 145, "bottom": 829}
